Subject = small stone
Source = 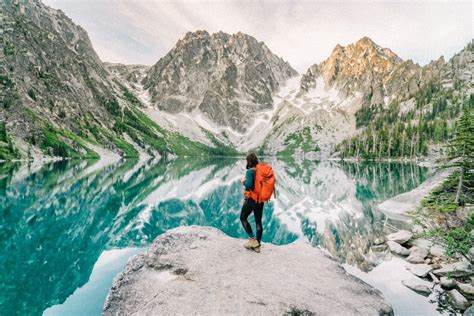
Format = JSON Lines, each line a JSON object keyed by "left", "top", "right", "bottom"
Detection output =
{"left": 434, "top": 261, "right": 474, "bottom": 277}
{"left": 424, "top": 258, "right": 431, "bottom": 264}
{"left": 387, "top": 241, "right": 410, "bottom": 256}
{"left": 412, "top": 225, "right": 424, "bottom": 234}
{"left": 406, "top": 263, "right": 433, "bottom": 278}
{"left": 469, "top": 247, "right": 474, "bottom": 259}
{"left": 431, "top": 263, "right": 442, "bottom": 270}
{"left": 387, "top": 230, "right": 413, "bottom": 244}
{"left": 379, "top": 303, "right": 394, "bottom": 315}
{"left": 402, "top": 278, "right": 432, "bottom": 296}
{"left": 440, "top": 277, "right": 455, "bottom": 289}
{"left": 448, "top": 289, "right": 470, "bottom": 310}
{"left": 374, "top": 237, "right": 385, "bottom": 245}
{"left": 430, "top": 244, "right": 445, "bottom": 258}
{"left": 408, "top": 238, "right": 433, "bottom": 248}
{"left": 406, "top": 246, "right": 429, "bottom": 264}
{"left": 429, "top": 272, "right": 440, "bottom": 283}
{"left": 457, "top": 282, "right": 474, "bottom": 296}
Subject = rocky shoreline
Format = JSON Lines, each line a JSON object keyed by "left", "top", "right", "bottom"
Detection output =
{"left": 378, "top": 167, "right": 455, "bottom": 221}
{"left": 103, "top": 226, "right": 393, "bottom": 315}
{"left": 380, "top": 229, "right": 473, "bottom": 314}
{"left": 375, "top": 159, "right": 473, "bottom": 314}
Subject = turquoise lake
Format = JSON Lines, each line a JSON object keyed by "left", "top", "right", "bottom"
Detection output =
{"left": 0, "top": 158, "right": 432, "bottom": 315}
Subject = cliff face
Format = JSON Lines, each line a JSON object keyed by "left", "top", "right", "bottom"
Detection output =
{"left": 142, "top": 30, "right": 297, "bottom": 133}
{"left": 0, "top": 1, "right": 222, "bottom": 160}
{"left": 300, "top": 37, "right": 422, "bottom": 105}
{"left": 1, "top": 0, "right": 116, "bottom": 156}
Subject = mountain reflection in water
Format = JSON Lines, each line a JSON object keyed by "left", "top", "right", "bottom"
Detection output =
{"left": 0, "top": 157, "right": 427, "bottom": 315}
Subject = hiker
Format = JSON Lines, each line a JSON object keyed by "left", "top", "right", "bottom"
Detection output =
{"left": 240, "top": 153, "right": 275, "bottom": 253}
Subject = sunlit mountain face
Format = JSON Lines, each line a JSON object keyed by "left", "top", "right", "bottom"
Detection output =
{"left": 0, "top": 158, "right": 427, "bottom": 315}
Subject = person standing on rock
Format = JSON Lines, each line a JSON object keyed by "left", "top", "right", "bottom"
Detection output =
{"left": 240, "top": 153, "right": 275, "bottom": 253}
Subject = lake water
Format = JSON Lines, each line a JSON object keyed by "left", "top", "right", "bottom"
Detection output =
{"left": 1, "top": 157, "right": 439, "bottom": 315}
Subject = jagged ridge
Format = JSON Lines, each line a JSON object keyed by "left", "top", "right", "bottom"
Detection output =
{"left": 143, "top": 30, "right": 297, "bottom": 133}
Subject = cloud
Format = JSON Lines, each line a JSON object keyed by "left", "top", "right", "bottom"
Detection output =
{"left": 43, "top": 0, "right": 473, "bottom": 71}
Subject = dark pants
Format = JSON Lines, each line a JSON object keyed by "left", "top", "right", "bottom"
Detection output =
{"left": 240, "top": 198, "right": 264, "bottom": 243}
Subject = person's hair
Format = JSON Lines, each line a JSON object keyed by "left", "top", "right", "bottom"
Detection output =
{"left": 246, "top": 153, "right": 259, "bottom": 169}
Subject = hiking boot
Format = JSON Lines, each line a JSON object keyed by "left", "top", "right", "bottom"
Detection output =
{"left": 243, "top": 238, "right": 259, "bottom": 249}
{"left": 253, "top": 244, "right": 261, "bottom": 253}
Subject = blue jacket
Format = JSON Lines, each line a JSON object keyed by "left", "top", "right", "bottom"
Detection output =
{"left": 243, "top": 169, "right": 256, "bottom": 191}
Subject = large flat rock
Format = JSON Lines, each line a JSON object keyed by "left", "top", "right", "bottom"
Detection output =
{"left": 103, "top": 226, "right": 393, "bottom": 315}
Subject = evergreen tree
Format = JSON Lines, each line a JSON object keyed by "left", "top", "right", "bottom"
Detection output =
{"left": 0, "top": 122, "right": 7, "bottom": 143}
{"left": 447, "top": 110, "right": 474, "bottom": 205}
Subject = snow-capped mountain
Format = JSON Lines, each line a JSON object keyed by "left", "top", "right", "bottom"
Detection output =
{"left": 1, "top": 0, "right": 237, "bottom": 160}
{"left": 1, "top": 0, "right": 472, "bottom": 161}
{"left": 143, "top": 30, "right": 297, "bottom": 133}
{"left": 115, "top": 34, "right": 471, "bottom": 158}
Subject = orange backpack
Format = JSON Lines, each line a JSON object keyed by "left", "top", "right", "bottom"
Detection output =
{"left": 245, "top": 163, "right": 276, "bottom": 203}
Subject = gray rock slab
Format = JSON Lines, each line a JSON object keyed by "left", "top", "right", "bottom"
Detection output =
{"left": 406, "top": 246, "right": 430, "bottom": 264}
{"left": 457, "top": 282, "right": 474, "bottom": 296}
{"left": 406, "top": 263, "right": 433, "bottom": 278}
{"left": 434, "top": 261, "right": 474, "bottom": 277}
{"left": 440, "top": 276, "right": 455, "bottom": 289}
{"left": 374, "top": 237, "right": 386, "bottom": 245}
{"left": 408, "top": 238, "right": 433, "bottom": 248}
{"left": 387, "top": 241, "right": 411, "bottom": 256}
{"left": 402, "top": 278, "right": 433, "bottom": 296}
{"left": 448, "top": 289, "right": 470, "bottom": 310}
{"left": 386, "top": 230, "right": 413, "bottom": 244}
{"left": 430, "top": 244, "right": 445, "bottom": 258}
{"left": 103, "top": 226, "right": 393, "bottom": 315}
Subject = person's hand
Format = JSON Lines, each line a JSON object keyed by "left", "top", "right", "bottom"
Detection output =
{"left": 241, "top": 177, "right": 246, "bottom": 184}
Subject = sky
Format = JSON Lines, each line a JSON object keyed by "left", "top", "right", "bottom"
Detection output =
{"left": 43, "top": 0, "right": 473, "bottom": 72}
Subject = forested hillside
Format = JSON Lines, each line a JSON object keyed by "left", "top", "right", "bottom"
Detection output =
{"left": 336, "top": 42, "right": 473, "bottom": 160}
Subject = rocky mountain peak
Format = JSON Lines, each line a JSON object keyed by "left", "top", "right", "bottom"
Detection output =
{"left": 300, "top": 37, "right": 420, "bottom": 105}
{"left": 354, "top": 36, "right": 380, "bottom": 50}
{"left": 321, "top": 37, "right": 403, "bottom": 86}
{"left": 143, "top": 31, "right": 297, "bottom": 133}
